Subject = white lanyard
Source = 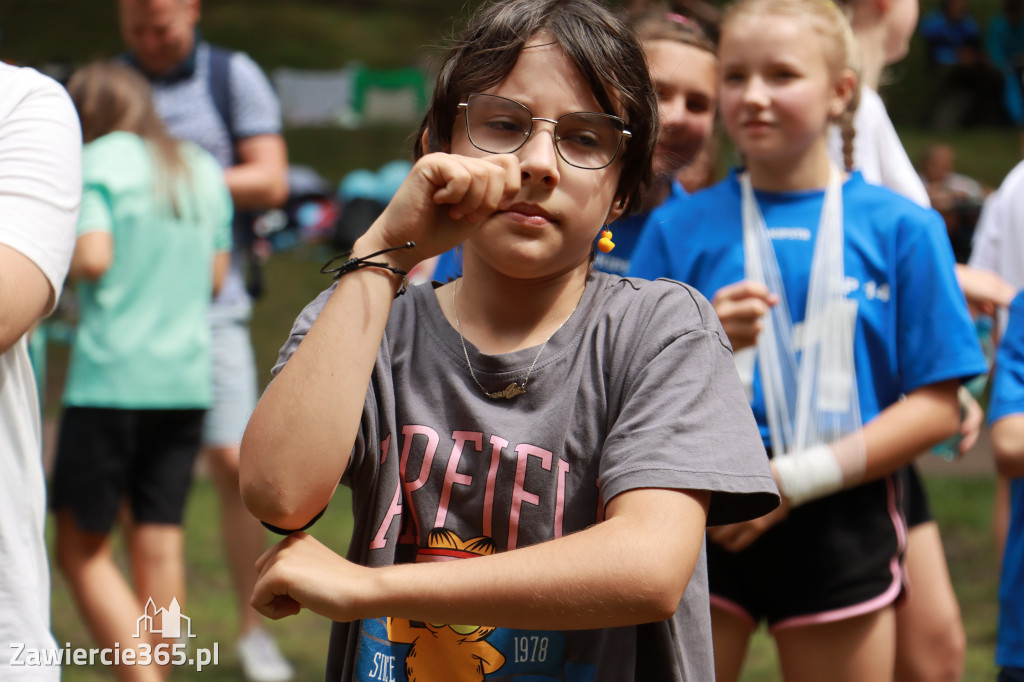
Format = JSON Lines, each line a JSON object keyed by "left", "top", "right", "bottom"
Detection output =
{"left": 740, "top": 167, "right": 863, "bottom": 460}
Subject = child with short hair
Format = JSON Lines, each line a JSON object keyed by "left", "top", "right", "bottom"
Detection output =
{"left": 429, "top": 4, "right": 720, "bottom": 281}
{"left": 238, "top": 0, "right": 778, "bottom": 679}
{"left": 628, "top": 0, "right": 986, "bottom": 678}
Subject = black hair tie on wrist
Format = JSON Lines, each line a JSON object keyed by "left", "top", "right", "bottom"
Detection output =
{"left": 260, "top": 506, "right": 327, "bottom": 536}
{"left": 320, "top": 241, "right": 416, "bottom": 298}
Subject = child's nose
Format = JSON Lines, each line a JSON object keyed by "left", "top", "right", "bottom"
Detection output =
{"left": 742, "top": 77, "right": 770, "bottom": 106}
{"left": 517, "top": 122, "right": 561, "bottom": 187}
{"left": 660, "top": 94, "right": 687, "bottom": 131}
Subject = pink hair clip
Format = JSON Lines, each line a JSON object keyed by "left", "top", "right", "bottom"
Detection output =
{"left": 666, "top": 12, "right": 695, "bottom": 26}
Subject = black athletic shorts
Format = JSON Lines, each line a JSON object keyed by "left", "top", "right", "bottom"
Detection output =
{"left": 708, "top": 471, "right": 907, "bottom": 630}
{"left": 50, "top": 407, "right": 205, "bottom": 533}
{"left": 1000, "top": 667, "right": 1024, "bottom": 682}
{"left": 901, "top": 463, "right": 934, "bottom": 528}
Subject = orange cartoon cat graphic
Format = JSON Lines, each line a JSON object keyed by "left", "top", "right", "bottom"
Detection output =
{"left": 387, "top": 528, "right": 504, "bottom": 682}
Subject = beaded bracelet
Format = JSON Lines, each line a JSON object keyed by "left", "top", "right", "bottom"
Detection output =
{"left": 320, "top": 241, "right": 416, "bottom": 298}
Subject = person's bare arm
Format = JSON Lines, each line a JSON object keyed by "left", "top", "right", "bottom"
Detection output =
{"left": 239, "top": 243, "right": 401, "bottom": 530}
{"left": 992, "top": 415, "right": 1024, "bottom": 477}
{"left": 0, "top": 244, "right": 53, "bottom": 354}
{"left": 212, "top": 251, "right": 230, "bottom": 297}
{"left": 251, "top": 486, "right": 710, "bottom": 629}
{"left": 0, "top": 72, "right": 81, "bottom": 354}
{"left": 956, "top": 264, "right": 1015, "bottom": 316}
{"left": 710, "top": 379, "right": 960, "bottom": 551}
{"left": 239, "top": 152, "right": 521, "bottom": 531}
{"left": 68, "top": 231, "right": 113, "bottom": 282}
{"left": 223, "top": 134, "right": 289, "bottom": 210}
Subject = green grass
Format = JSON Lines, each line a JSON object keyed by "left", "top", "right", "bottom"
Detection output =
{"left": 925, "top": 476, "right": 1001, "bottom": 678}
{"left": 49, "top": 480, "right": 355, "bottom": 681}
{"left": 249, "top": 243, "right": 339, "bottom": 390}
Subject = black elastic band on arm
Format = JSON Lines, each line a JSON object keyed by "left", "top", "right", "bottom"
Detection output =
{"left": 260, "top": 506, "right": 327, "bottom": 536}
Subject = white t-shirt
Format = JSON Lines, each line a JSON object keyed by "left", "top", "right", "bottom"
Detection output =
{"left": 829, "top": 87, "right": 931, "bottom": 208}
{"left": 0, "top": 62, "right": 80, "bottom": 679}
{"left": 969, "top": 160, "right": 1024, "bottom": 329}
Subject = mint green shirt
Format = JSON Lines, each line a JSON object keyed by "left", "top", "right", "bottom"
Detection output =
{"left": 63, "top": 132, "right": 232, "bottom": 408}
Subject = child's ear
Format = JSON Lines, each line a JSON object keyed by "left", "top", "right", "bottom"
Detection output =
{"left": 862, "top": 0, "right": 891, "bottom": 21}
{"left": 604, "top": 195, "right": 627, "bottom": 225}
{"left": 829, "top": 68, "right": 858, "bottom": 119}
{"left": 420, "top": 128, "right": 452, "bottom": 154}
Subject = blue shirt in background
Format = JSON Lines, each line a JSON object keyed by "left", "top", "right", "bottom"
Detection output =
{"left": 628, "top": 169, "right": 986, "bottom": 447}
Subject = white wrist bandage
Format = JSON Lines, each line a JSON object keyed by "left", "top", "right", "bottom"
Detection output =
{"left": 772, "top": 444, "right": 844, "bottom": 507}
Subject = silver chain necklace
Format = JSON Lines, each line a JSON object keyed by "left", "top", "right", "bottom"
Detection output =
{"left": 452, "top": 279, "right": 578, "bottom": 400}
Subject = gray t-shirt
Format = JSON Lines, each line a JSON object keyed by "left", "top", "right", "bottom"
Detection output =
{"left": 274, "top": 272, "right": 778, "bottom": 682}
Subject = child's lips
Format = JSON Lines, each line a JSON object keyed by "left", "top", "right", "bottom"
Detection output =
{"left": 500, "top": 203, "right": 556, "bottom": 227}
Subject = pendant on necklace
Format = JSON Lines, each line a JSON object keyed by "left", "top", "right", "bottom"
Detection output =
{"left": 487, "top": 383, "right": 526, "bottom": 400}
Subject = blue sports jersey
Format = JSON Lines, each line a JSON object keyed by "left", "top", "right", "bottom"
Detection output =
{"left": 991, "top": 292, "right": 1024, "bottom": 425}
{"left": 989, "top": 290, "right": 1024, "bottom": 669}
{"left": 629, "top": 169, "right": 987, "bottom": 447}
{"left": 431, "top": 181, "right": 687, "bottom": 281}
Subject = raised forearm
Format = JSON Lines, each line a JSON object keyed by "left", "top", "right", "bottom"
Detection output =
{"left": 242, "top": 152, "right": 522, "bottom": 529}
{"left": 239, "top": 235, "right": 405, "bottom": 529}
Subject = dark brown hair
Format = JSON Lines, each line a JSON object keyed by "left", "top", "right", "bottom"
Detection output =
{"left": 415, "top": 0, "right": 658, "bottom": 215}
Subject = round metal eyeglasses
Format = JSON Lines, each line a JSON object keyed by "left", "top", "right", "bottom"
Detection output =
{"left": 457, "top": 93, "right": 631, "bottom": 170}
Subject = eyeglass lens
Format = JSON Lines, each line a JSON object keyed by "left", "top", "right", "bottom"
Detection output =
{"left": 464, "top": 94, "right": 625, "bottom": 169}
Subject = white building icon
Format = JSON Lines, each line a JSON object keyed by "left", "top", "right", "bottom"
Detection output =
{"left": 134, "top": 597, "right": 195, "bottom": 639}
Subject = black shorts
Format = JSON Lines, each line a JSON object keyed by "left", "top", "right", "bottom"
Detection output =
{"left": 708, "top": 473, "right": 907, "bottom": 630}
{"left": 50, "top": 407, "right": 204, "bottom": 533}
{"left": 901, "top": 463, "right": 934, "bottom": 528}
{"left": 1000, "top": 667, "right": 1024, "bottom": 682}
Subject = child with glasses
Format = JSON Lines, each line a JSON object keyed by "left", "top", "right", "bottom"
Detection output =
{"left": 238, "top": 0, "right": 778, "bottom": 679}
{"left": 429, "top": 6, "right": 720, "bottom": 282}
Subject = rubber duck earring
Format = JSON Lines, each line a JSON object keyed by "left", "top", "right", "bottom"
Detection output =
{"left": 598, "top": 227, "right": 615, "bottom": 253}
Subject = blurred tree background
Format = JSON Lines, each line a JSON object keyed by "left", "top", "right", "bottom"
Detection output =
{"left": 0, "top": 0, "right": 1018, "bottom": 185}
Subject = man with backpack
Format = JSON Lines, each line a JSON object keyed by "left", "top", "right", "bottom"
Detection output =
{"left": 118, "top": 1, "right": 291, "bottom": 680}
